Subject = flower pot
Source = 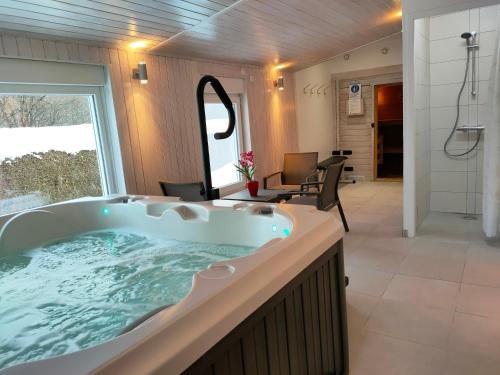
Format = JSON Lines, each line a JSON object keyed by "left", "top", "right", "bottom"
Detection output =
{"left": 246, "top": 180, "right": 259, "bottom": 197}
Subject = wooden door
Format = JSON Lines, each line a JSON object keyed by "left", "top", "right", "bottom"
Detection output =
{"left": 373, "top": 85, "right": 380, "bottom": 179}
{"left": 373, "top": 83, "right": 404, "bottom": 180}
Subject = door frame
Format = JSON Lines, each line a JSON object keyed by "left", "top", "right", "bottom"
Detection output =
{"left": 372, "top": 81, "right": 404, "bottom": 181}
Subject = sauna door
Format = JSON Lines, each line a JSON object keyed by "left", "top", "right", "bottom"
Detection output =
{"left": 373, "top": 83, "right": 403, "bottom": 180}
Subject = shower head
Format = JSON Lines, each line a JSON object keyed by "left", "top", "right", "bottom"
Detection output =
{"left": 461, "top": 31, "right": 477, "bottom": 44}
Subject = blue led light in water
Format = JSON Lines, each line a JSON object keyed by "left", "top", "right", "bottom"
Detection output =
{"left": 102, "top": 207, "right": 110, "bottom": 216}
{"left": 283, "top": 228, "right": 290, "bottom": 237}
{"left": 272, "top": 224, "right": 277, "bottom": 232}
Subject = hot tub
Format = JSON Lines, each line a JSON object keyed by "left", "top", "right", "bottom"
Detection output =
{"left": 0, "top": 195, "right": 347, "bottom": 375}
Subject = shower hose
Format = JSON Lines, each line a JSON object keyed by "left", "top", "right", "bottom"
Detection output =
{"left": 443, "top": 45, "right": 482, "bottom": 157}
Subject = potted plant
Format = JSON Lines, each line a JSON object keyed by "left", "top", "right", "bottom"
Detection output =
{"left": 235, "top": 151, "right": 259, "bottom": 197}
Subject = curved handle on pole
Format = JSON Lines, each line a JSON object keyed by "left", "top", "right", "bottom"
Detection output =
{"left": 196, "top": 75, "right": 235, "bottom": 140}
{"left": 196, "top": 75, "right": 235, "bottom": 200}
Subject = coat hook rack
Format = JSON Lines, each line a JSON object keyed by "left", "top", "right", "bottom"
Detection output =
{"left": 323, "top": 85, "right": 330, "bottom": 95}
{"left": 310, "top": 84, "right": 318, "bottom": 95}
{"left": 317, "top": 84, "right": 325, "bottom": 95}
{"left": 303, "top": 83, "right": 311, "bottom": 94}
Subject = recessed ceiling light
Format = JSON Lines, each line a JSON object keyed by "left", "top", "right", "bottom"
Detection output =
{"left": 129, "top": 41, "right": 148, "bottom": 49}
{"left": 273, "top": 62, "right": 293, "bottom": 70}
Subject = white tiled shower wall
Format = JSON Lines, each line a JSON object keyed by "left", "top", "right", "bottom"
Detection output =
{"left": 414, "top": 18, "right": 431, "bottom": 227}
{"left": 428, "top": 5, "right": 498, "bottom": 214}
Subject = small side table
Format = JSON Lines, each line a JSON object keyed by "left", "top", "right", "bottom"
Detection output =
{"left": 223, "top": 189, "right": 291, "bottom": 203}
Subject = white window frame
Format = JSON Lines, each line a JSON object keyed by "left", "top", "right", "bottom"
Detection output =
{"left": 0, "top": 83, "right": 125, "bottom": 198}
{"left": 204, "top": 92, "right": 247, "bottom": 196}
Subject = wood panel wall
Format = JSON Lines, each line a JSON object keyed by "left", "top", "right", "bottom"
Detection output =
{"left": 0, "top": 33, "right": 298, "bottom": 195}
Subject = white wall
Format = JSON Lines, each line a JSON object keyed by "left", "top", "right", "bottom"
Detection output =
{"left": 402, "top": 0, "right": 500, "bottom": 236}
{"left": 427, "top": 5, "right": 498, "bottom": 214}
{"left": 414, "top": 18, "right": 431, "bottom": 227}
{"left": 404, "top": 0, "right": 500, "bottom": 19}
{"left": 294, "top": 33, "right": 403, "bottom": 161}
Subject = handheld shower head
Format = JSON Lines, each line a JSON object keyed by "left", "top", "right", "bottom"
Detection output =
{"left": 461, "top": 31, "right": 477, "bottom": 46}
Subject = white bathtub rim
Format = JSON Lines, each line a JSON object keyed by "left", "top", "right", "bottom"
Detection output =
{"left": 0, "top": 195, "right": 290, "bottom": 254}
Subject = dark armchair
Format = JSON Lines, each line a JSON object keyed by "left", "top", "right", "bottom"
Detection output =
{"left": 263, "top": 152, "right": 319, "bottom": 189}
{"left": 279, "top": 161, "right": 349, "bottom": 232}
{"left": 159, "top": 181, "right": 206, "bottom": 201}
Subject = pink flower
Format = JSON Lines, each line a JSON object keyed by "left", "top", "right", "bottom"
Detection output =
{"left": 240, "top": 151, "right": 254, "bottom": 163}
{"left": 236, "top": 150, "right": 256, "bottom": 181}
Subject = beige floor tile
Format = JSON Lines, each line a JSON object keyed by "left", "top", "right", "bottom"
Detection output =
{"left": 342, "top": 234, "right": 367, "bottom": 253}
{"left": 366, "top": 299, "right": 453, "bottom": 348}
{"left": 346, "top": 220, "right": 377, "bottom": 236}
{"left": 346, "top": 247, "right": 407, "bottom": 273}
{"left": 398, "top": 254, "right": 465, "bottom": 282}
{"left": 469, "top": 237, "right": 500, "bottom": 248}
{"left": 411, "top": 238, "right": 469, "bottom": 257}
{"left": 350, "top": 332, "right": 446, "bottom": 375}
{"left": 370, "top": 224, "right": 405, "bottom": 239}
{"left": 379, "top": 214, "right": 405, "bottom": 226}
{"left": 360, "top": 205, "right": 397, "bottom": 216}
{"left": 457, "top": 283, "right": 500, "bottom": 318}
{"left": 463, "top": 245, "right": 500, "bottom": 288}
{"left": 348, "top": 329, "right": 366, "bottom": 365}
{"left": 345, "top": 266, "right": 394, "bottom": 297}
{"left": 365, "top": 236, "right": 416, "bottom": 253}
{"left": 417, "top": 230, "right": 472, "bottom": 244}
{"left": 444, "top": 350, "right": 500, "bottom": 375}
{"left": 338, "top": 196, "right": 366, "bottom": 207}
{"left": 383, "top": 275, "right": 460, "bottom": 311}
{"left": 398, "top": 240, "right": 466, "bottom": 283}
{"left": 347, "top": 290, "right": 379, "bottom": 338}
{"left": 348, "top": 211, "right": 389, "bottom": 224}
{"left": 449, "top": 312, "right": 500, "bottom": 361}
{"left": 418, "top": 212, "right": 483, "bottom": 244}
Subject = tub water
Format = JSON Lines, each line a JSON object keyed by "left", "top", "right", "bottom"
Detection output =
{"left": 0, "top": 230, "right": 255, "bottom": 370}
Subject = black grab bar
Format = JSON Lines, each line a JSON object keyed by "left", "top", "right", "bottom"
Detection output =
{"left": 196, "top": 75, "right": 236, "bottom": 200}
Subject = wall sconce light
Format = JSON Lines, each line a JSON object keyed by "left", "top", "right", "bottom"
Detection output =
{"left": 132, "top": 61, "right": 148, "bottom": 85}
{"left": 273, "top": 76, "right": 285, "bottom": 91}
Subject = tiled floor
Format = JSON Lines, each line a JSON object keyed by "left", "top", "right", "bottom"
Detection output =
{"left": 334, "top": 181, "right": 500, "bottom": 375}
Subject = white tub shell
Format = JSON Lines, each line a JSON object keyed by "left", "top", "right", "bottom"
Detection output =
{"left": 0, "top": 195, "right": 343, "bottom": 375}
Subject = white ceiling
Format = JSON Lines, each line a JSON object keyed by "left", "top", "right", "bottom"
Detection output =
{"left": 0, "top": 0, "right": 402, "bottom": 70}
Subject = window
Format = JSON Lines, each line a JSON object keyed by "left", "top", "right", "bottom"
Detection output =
{"left": 0, "top": 84, "right": 123, "bottom": 215}
{"left": 204, "top": 93, "right": 246, "bottom": 189}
